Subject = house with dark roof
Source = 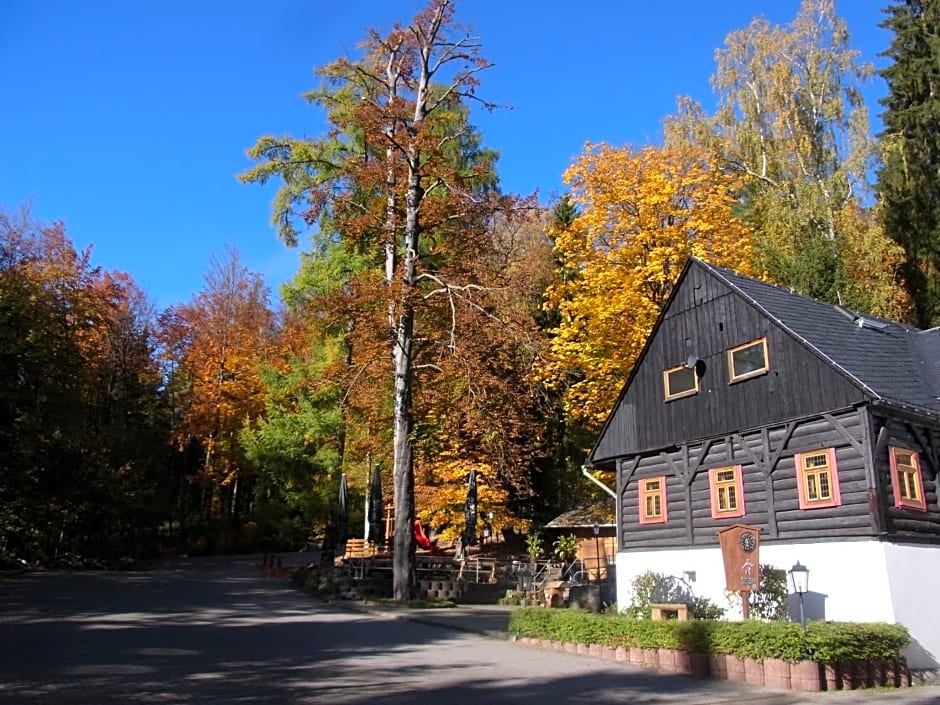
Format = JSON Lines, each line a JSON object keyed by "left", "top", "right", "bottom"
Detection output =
{"left": 587, "top": 258, "right": 940, "bottom": 668}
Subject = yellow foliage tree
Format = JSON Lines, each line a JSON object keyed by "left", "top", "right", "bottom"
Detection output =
{"left": 417, "top": 454, "right": 525, "bottom": 543}
{"left": 539, "top": 143, "right": 754, "bottom": 428}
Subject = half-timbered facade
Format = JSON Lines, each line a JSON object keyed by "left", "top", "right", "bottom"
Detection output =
{"left": 588, "top": 258, "right": 940, "bottom": 668}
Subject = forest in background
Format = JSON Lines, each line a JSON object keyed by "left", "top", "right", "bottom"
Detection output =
{"left": 1, "top": 1, "right": 937, "bottom": 587}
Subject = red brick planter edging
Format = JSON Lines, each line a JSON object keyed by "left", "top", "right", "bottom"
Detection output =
{"left": 512, "top": 637, "right": 911, "bottom": 692}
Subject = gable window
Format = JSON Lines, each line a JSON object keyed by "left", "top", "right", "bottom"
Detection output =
{"left": 709, "top": 465, "right": 745, "bottom": 519}
{"left": 889, "top": 447, "right": 927, "bottom": 511}
{"left": 663, "top": 364, "right": 698, "bottom": 400}
{"left": 639, "top": 476, "right": 667, "bottom": 524}
{"left": 728, "top": 338, "right": 769, "bottom": 382}
{"left": 796, "top": 448, "right": 841, "bottom": 509}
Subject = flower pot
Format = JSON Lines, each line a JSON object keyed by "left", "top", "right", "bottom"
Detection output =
{"left": 763, "top": 658, "right": 791, "bottom": 690}
{"left": 725, "top": 654, "right": 746, "bottom": 683}
{"left": 824, "top": 663, "right": 838, "bottom": 691}
{"left": 790, "top": 660, "right": 822, "bottom": 692}
{"left": 838, "top": 660, "right": 865, "bottom": 690}
{"left": 689, "top": 652, "right": 710, "bottom": 678}
{"left": 744, "top": 658, "right": 765, "bottom": 686}
{"left": 709, "top": 653, "right": 727, "bottom": 680}
{"left": 658, "top": 648, "right": 677, "bottom": 673}
{"left": 642, "top": 647, "right": 659, "bottom": 668}
{"left": 673, "top": 650, "right": 691, "bottom": 675}
{"left": 629, "top": 647, "right": 643, "bottom": 664}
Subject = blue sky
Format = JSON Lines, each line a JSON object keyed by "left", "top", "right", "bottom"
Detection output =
{"left": 1, "top": 1, "right": 891, "bottom": 310}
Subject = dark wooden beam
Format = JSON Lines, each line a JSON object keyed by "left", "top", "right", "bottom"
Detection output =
{"left": 765, "top": 473, "right": 779, "bottom": 538}
{"left": 908, "top": 423, "right": 939, "bottom": 474}
{"left": 823, "top": 413, "right": 864, "bottom": 455}
{"left": 767, "top": 422, "right": 796, "bottom": 475}
{"left": 619, "top": 456, "right": 641, "bottom": 497}
{"left": 733, "top": 432, "right": 766, "bottom": 475}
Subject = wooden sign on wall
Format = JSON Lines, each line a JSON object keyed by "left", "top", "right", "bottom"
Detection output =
{"left": 717, "top": 524, "right": 761, "bottom": 593}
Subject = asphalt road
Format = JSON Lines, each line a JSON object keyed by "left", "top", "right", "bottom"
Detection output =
{"left": 1, "top": 555, "right": 938, "bottom": 705}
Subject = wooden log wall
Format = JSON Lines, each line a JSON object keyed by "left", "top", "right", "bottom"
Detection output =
{"left": 618, "top": 407, "right": 876, "bottom": 551}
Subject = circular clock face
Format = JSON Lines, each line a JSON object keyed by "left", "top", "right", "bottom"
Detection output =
{"left": 739, "top": 531, "right": 757, "bottom": 553}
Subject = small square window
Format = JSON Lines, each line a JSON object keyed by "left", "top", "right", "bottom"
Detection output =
{"left": 889, "top": 447, "right": 927, "bottom": 511}
{"left": 709, "top": 465, "right": 745, "bottom": 518}
{"left": 663, "top": 364, "right": 698, "bottom": 400}
{"left": 639, "top": 476, "right": 667, "bottom": 524}
{"left": 728, "top": 338, "right": 769, "bottom": 382}
{"left": 796, "top": 448, "right": 841, "bottom": 509}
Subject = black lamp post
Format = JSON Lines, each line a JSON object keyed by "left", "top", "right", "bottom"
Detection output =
{"left": 592, "top": 522, "right": 601, "bottom": 581}
{"left": 789, "top": 561, "right": 809, "bottom": 632}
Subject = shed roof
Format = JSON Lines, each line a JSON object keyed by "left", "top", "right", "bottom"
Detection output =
{"left": 544, "top": 501, "right": 616, "bottom": 529}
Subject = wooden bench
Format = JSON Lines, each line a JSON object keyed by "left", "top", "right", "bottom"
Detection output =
{"left": 650, "top": 603, "right": 691, "bottom": 621}
{"left": 343, "top": 539, "right": 374, "bottom": 560}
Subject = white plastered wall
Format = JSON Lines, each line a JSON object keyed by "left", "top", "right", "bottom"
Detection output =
{"left": 615, "top": 539, "right": 938, "bottom": 669}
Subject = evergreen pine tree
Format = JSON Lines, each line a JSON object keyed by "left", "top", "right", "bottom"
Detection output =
{"left": 877, "top": 0, "right": 940, "bottom": 327}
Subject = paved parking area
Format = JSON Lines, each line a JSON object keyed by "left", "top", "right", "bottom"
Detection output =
{"left": 1, "top": 555, "right": 937, "bottom": 704}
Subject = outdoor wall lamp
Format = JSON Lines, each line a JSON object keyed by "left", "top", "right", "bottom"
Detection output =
{"left": 789, "top": 561, "right": 809, "bottom": 632}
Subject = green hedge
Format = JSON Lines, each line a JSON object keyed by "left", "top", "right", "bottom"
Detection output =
{"left": 508, "top": 609, "right": 909, "bottom": 663}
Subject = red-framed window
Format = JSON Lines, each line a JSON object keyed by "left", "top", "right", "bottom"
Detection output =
{"left": 709, "top": 465, "right": 745, "bottom": 519}
{"left": 639, "top": 476, "right": 667, "bottom": 524}
{"left": 795, "top": 448, "right": 841, "bottom": 509}
{"left": 889, "top": 447, "right": 927, "bottom": 511}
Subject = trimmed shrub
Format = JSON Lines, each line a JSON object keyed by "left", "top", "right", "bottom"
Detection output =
{"left": 508, "top": 608, "right": 909, "bottom": 663}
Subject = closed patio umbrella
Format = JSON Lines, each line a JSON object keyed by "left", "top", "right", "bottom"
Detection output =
{"left": 460, "top": 468, "right": 477, "bottom": 554}
{"left": 336, "top": 473, "right": 348, "bottom": 547}
{"left": 367, "top": 464, "right": 384, "bottom": 545}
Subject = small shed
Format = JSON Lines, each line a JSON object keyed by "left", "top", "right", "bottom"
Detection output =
{"left": 545, "top": 501, "right": 616, "bottom": 580}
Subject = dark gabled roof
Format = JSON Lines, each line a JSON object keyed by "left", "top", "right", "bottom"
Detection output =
{"left": 700, "top": 260, "right": 940, "bottom": 417}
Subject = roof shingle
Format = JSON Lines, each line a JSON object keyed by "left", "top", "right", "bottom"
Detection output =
{"left": 701, "top": 260, "right": 940, "bottom": 417}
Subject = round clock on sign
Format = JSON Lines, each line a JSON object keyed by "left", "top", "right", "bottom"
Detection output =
{"left": 739, "top": 531, "right": 757, "bottom": 553}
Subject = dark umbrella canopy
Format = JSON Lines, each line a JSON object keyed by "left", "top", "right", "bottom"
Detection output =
{"left": 460, "top": 468, "right": 478, "bottom": 550}
{"left": 367, "top": 464, "right": 384, "bottom": 545}
{"left": 336, "top": 473, "right": 348, "bottom": 547}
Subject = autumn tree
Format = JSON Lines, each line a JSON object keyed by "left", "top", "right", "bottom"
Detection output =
{"left": 538, "top": 143, "right": 753, "bottom": 428}
{"left": 160, "top": 247, "right": 275, "bottom": 531}
{"left": 240, "top": 0, "right": 531, "bottom": 598}
{"left": 410, "top": 206, "right": 556, "bottom": 533}
{"left": 877, "top": 0, "right": 940, "bottom": 327}
{"left": 665, "top": 0, "right": 907, "bottom": 319}
{"left": 0, "top": 206, "right": 170, "bottom": 564}
{"left": 529, "top": 196, "right": 598, "bottom": 520}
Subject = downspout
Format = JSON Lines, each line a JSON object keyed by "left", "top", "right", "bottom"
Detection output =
{"left": 582, "top": 465, "right": 619, "bottom": 589}
{"left": 581, "top": 465, "right": 617, "bottom": 498}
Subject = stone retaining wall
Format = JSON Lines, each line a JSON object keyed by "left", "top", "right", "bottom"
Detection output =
{"left": 512, "top": 637, "right": 912, "bottom": 692}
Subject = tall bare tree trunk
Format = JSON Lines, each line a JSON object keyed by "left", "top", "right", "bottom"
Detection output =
{"left": 391, "top": 146, "right": 422, "bottom": 599}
